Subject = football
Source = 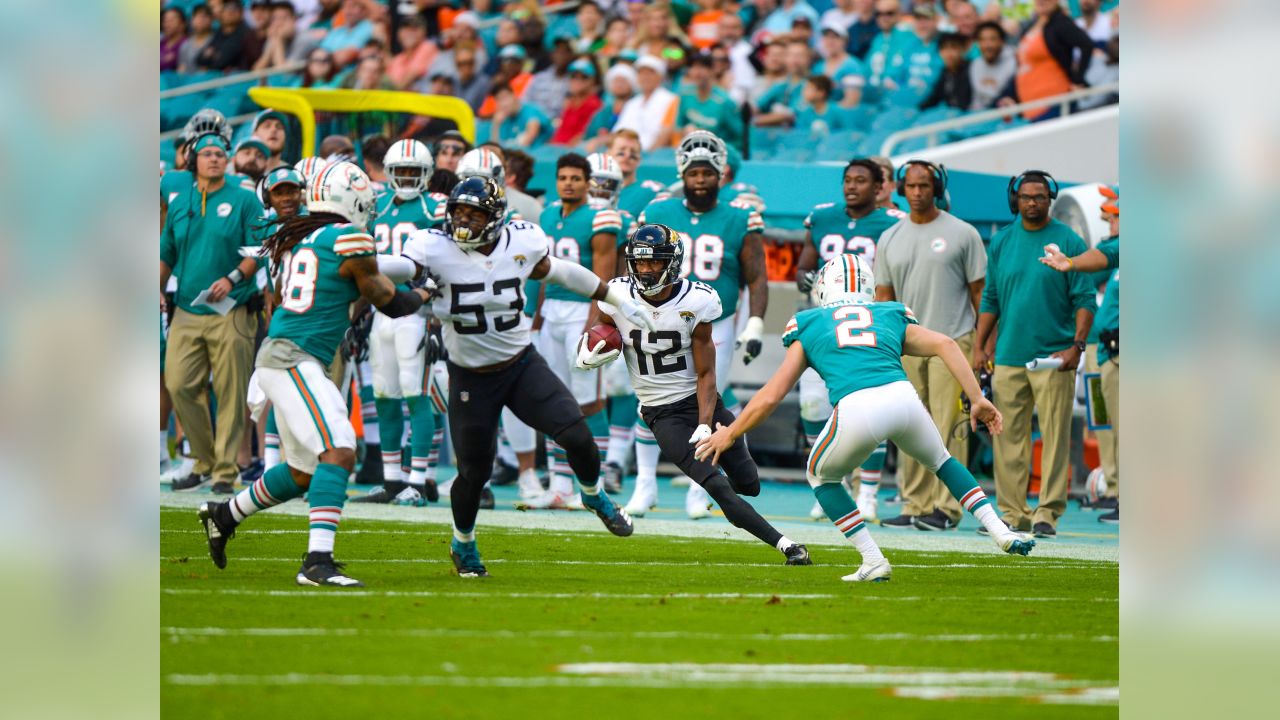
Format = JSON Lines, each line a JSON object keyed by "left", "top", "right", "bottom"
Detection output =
{"left": 585, "top": 323, "right": 622, "bottom": 353}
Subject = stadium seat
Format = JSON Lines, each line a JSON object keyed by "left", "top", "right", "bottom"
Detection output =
{"left": 870, "top": 107, "right": 918, "bottom": 134}
{"left": 843, "top": 105, "right": 877, "bottom": 133}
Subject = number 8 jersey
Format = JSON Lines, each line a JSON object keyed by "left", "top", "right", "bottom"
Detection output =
{"left": 597, "top": 277, "right": 722, "bottom": 408}
{"left": 783, "top": 300, "right": 918, "bottom": 406}
{"left": 402, "top": 221, "right": 550, "bottom": 369}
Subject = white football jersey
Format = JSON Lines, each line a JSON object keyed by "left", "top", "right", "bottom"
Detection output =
{"left": 598, "top": 277, "right": 722, "bottom": 408}
{"left": 402, "top": 221, "right": 549, "bottom": 369}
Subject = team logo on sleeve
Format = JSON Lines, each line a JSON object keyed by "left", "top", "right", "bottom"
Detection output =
{"left": 514, "top": 254, "right": 527, "bottom": 267}
{"left": 679, "top": 310, "right": 695, "bottom": 324}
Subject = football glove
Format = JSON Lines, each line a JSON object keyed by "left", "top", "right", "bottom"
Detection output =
{"left": 575, "top": 333, "right": 620, "bottom": 370}
{"left": 796, "top": 269, "right": 818, "bottom": 294}
{"left": 418, "top": 321, "right": 447, "bottom": 363}
{"left": 687, "top": 424, "right": 712, "bottom": 445}
{"left": 603, "top": 282, "right": 657, "bottom": 332}
{"left": 735, "top": 316, "right": 765, "bottom": 365}
{"left": 340, "top": 307, "right": 375, "bottom": 362}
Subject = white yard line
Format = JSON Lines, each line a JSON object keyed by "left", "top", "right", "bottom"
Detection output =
{"left": 161, "top": 587, "right": 1116, "bottom": 602}
{"left": 161, "top": 555, "right": 1109, "bottom": 570}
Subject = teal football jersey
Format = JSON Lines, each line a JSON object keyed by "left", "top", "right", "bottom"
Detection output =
{"left": 619, "top": 179, "right": 666, "bottom": 218}
{"left": 638, "top": 197, "right": 764, "bottom": 317}
{"left": 805, "top": 204, "right": 905, "bottom": 266}
{"left": 539, "top": 201, "right": 622, "bottom": 303}
{"left": 783, "top": 300, "right": 919, "bottom": 404}
{"left": 268, "top": 224, "right": 376, "bottom": 365}
{"left": 373, "top": 191, "right": 444, "bottom": 257}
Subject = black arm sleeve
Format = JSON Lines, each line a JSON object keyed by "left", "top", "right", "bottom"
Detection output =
{"left": 376, "top": 289, "right": 425, "bottom": 318}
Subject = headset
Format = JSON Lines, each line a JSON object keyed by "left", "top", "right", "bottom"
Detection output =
{"left": 1007, "top": 169, "right": 1059, "bottom": 215}
{"left": 895, "top": 159, "right": 949, "bottom": 210}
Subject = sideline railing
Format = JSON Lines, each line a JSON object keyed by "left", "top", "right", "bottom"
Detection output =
{"left": 159, "top": 61, "right": 306, "bottom": 101}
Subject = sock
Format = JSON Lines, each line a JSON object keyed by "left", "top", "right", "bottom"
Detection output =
{"left": 425, "top": 422, "right": 444, "bottom": 481}
{"left": 307, "top": 463, "right": 349, "bottom": 554}
{"left": 262, "top": 410, "right": 281, "bottom": 468}
{"left": 634, "top": 420, "right": 659, "bottom": 483}
{"left": 606, "top": 395, "right": 638, "bottom": 467}
{"left": 547, "top": 440, "right": 573, "bottom": 495}
{"left": 801, "top": 418, "right": 826, "bottom": 449}
{"left": 585, "top": 409, "right": 610, "bottom": 460}
{"left": 160, "top": 430, "right": 170, "bottom": 463}
{"left": 814, "top": 482, "right": 885, "bottom": 562}
{"left": 360, "top": 381, "right": 379, "bottom": 445}
{"left": 405, "top": 395, "right": 436, "bottom": 487}
{"left": 453, "top": 524, "right": 476, "bottom": 543}
{"left": 375, "top": 398, "right": 405, "bottom": 482}
{"left": 775, "top": 536, "right": 795, "bottom": 552}
{"left": 858, "top": 442, "right": 886, "bottom": 495}
{"left": 936, "top": 457, "right": 1006, "bottom": 535}
{"left": 229, "top": 463, "right": 304, "bottom": 523}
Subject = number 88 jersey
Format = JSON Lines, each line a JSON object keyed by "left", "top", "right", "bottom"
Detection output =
{"left": 598, "top": 277, "right": 722, "bottom": 408}
{"left": 402, "top": 221, "right": 550, "bottom": 369}
{"left": 783, "top": 299, "right": 918, "bottom": 406}
{"left": 637, "top": 197, "right": 763, "bottom": 317}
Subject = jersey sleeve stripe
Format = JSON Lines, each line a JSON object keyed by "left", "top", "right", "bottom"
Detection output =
{"left": 334, "top": 234, "right": 376, "bottom": 256}
{"left": 748, "top": 210, "right": 764, "bottom": 232}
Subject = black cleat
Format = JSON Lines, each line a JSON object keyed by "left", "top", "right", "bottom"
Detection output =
{"left": 491, "top": 459, "right": 519, "bottom": 486}
{"left": 602, "top": 462, "right": 624, "bottom": 494}
{"left": 424, "top": 479, "right": 440, "bottom": 503}
{"left": 581, "top": 492, "right": 634, "bottom": 537}
{"left": 479, "top": 486, "right": 496, "bottom": 510}
{"left": 197, "top": 501, "right": 236, "bottom": 569}
{"left": 881, "top": 514, "right": 915, "bottom": 528}
{"left": 450, "top": 539, "right": 489, "bottom": 578}
{"left": 355, "top": 445, "right": 384, "bottom": 485}
{"left": 1032, "top": 522, "right": 1057, "bottom": 538}
{"left": 296, "top": 552, "right": 364, "bottom": 587}
{"left": 350, "top": 482, "right": 407, "bottom": 504}
{"left": 171, "top": 472, "right": 211, "bottom": 492}
{"left": 912, "top": 509, "right": 958, "bottom": 531}
{"left": 1098, "top": 507, "right": 1119, "bottom": 524}
{"left": 783, "top": 544, "right": 812, "bottom": 566}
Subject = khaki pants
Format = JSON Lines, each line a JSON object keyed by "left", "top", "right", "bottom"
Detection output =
{"left": 1101, "top": 356, "right": 1119, "bottom": 497}
{"left": 897, "top": 332, "right": 972, "bottom": 520}
{"left": 165, "top": 306, "right": 258, "bottom": 483}
{"left": 1085, "top": 345, "right": 1119, "bottom": 497}
{"left": 992, "top": 364, "right": 1075, "bottom": 529}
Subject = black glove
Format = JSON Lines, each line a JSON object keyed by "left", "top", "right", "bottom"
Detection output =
{"left": 340, "top": 307, "right": 375, "bottom": 362}
{"left": 418, "top": 321, "right": 447, "bottom": 363}
{"left": 796, "top": 269, "right": 818, "bottom": 294}
{"left": 742, "top": 339, "right": 763, "bottom": 365}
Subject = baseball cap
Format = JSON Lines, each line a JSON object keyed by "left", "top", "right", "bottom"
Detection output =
{"left": 568, "top": 58, "right": 597, "bottom": 78}
{"left": 193, "top": 134, "right": 229, "bottom": 155}
{"left": 253, "top": 108, "right": 288, "bottom": 131}
{"left": 821, "top": 21, "right": 850, "bottom": 39}
{"left": 912, "top": 5, "right": 938, "bottom": 18}
{"left": 634, "top": 55, "right": 667, "bottom": 77}
{"left": 235, "top": 137, "right": 269, "bottom": 157}
{"left": 498, "top": 44, "right": 527, "bottom": 61}
{"left": 452, "top": 11, "right": 481, "bottom": 29}
{"left": 265, "top": 167, "right": 305, "bottom": 190}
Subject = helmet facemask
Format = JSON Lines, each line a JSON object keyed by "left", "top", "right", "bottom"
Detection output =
{"left": 588, "top": 176, "right": 621, "bottom": 210}
{"left": 387, "top": 163, "right": 427, "bottom": 200}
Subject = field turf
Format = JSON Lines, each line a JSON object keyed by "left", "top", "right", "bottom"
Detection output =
{"left": 161, "top": 504, "right": 1118, "bottom": 719}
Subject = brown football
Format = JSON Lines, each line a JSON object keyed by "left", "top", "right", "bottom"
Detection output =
{"left": 585, "top": 323, "right": 623, "bottom": 353}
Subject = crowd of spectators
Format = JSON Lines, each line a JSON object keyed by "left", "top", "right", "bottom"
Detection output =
{"left": 162, "top": 0, "right": 1118, "bottom": 155}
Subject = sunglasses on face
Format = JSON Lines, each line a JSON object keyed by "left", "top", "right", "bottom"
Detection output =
{"left": 877, "top": 10, "right": 899, "bottom": 17}
{"left": 1018, "top": 194, "right": 1050, "bottom": 203}
{"left": 438, "top": 144, "right": 466, "bottom": 155}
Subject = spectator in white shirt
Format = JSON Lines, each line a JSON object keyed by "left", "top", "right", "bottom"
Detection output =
{"left": 968, "top": 20, "right": 1016, "bottom": 110}
{"left": 613, "top": 55, "right": 679, "bottom": 150}
{"left": 717, "top": 12, "right": 757, "bottom": 105}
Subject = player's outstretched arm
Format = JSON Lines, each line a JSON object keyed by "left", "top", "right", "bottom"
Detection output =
{"left": 904, "top": 324, "right": 1003, "bottom": 434}
{"left": 533, "top": 256, "right": 656, "bottom": 331}
{"left": 694, "top": 342, "right": 808, "bottom": 464}
{"left": 1040, "top": 245, "right": 1110, "bottom": 273}
{"left": 343, "top": 255, "right": 429, "bottom": 318}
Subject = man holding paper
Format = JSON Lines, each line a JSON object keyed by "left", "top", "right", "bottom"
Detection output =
{"left": 973, "top": 170, "right": 1094, "bottom": 538}
{"left": 161, "top": 133, "right": 265, "bottom": 494}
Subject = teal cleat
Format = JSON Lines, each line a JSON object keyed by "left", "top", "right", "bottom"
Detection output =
{"left": 450, "top": 539, "right": 488, "bottom": 578}
{"left": 581, "top": 490, "right": 634, "bottom": 537}
{"left": 1000, "top": 533, "right": 1037, "bottom": 556}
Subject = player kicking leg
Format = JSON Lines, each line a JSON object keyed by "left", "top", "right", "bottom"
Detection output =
{"left": 696, "top": 255, "right": 1034, "bottom": 581}
{"left": 584, "top": 224, "right": 808, "bottom": 564}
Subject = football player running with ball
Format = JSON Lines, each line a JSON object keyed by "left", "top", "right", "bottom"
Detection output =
{"left": 582, "top": 224, "right": 810, "bottom": 564}
{"left": 198, "top": 162, "right": 435, "bottom": 587}
{"left": 695, "top": 255, "right": 1036, "bottom": 582}
{"left": 402, "top": 177, "right": 649, "bottom": 577}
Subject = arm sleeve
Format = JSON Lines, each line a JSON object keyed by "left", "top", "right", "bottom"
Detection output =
{"left": 543, "top": 255, "right": 603, "bottom": 297}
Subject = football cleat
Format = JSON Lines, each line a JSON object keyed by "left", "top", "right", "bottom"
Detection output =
{"left": 1098, "top": 507, "right": 1119, "bottom": 524}
{"left": 197, "top": 501, "right": 236, "bottom": 569}
{"left": 479, "top": 486, "right": 496, "bottom": 510}
{"left": 998, "top": 532, "right": 1036, "bottom": 556}
{"left": 350, "top": 483, "right": 405, "bottom": 504}
{"left": 623, "top": 476, "right": 657, "bottom": 517}
{"left": 491, "top": 459, "right": 519, "bottom": 486}
{"left": 602, "top": 462, "right": 624, "bottom": 494}
{"left": 171, "top": 472, "right": 211, "bottom": 492}
{"left": 581, "top": 491, "right": 634, "bottom": 537}
{"left": 391, "top": 486, "right": 428, "bottom": 507}
{"left": 809, "top": 500, "right": 825, "bottom": 520}
{"left": 783, "top": 544, "right": 812, "bottom": 566}
{"left": 450, "top": 539, "right": 489, "bottom": 578}
{"left": 912, "top": 509, "right": 957, "bottom": 531}
{"left": 686, "top": 483, "right": 713, "bottom": 520}
{"left": 517, "top": 469, "right": 545, "bottom": 500}
{"left": 518, "top": 490, "right": 580, "bottom": 510}
{"left": 841, "top": 558, "right": 892, "bottom": 583}
{"left": 296, "top": 552, "right": 364, "bottom": 587}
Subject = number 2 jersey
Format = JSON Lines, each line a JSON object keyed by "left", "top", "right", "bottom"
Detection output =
{"left": 265, "top": 223, "right": 376, "bottom": 367}
{"left": 783, "top": 299, "right": 918, "bottom": 405}
{"left": 402, "top": 220, "right": 550, "bottom": 369}
{"left": 638, "top": 197, "right": 763, "bottom": 317}
{"left": 804, "top": 203, "right": 904, "bottom": 266}
{"left": 597, "top": 277, "right": 722, "bottom": 408}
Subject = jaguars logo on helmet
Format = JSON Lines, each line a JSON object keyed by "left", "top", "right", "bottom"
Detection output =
{"left": 626, "top": 223, "right": 684, "bottom": 296}
{"left": 444, "top": 176, "right": 508, "bottom": 250}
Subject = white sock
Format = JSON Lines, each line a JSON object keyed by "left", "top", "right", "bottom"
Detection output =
{"left": 453, "top": 525, "right": 475, "bottom": 543}
{"left": 547, "top": 441, "right": 574, "bottom": 495}
{"left": 263, "top": 443, "right": 281, "bottom": 469}
{"left": 160, "top": 430, "right": 170, "bottom": 463}
{"left": 849, "top": 526, "right": 885, "bottom": 563}
{"left": 579, "top": 481, "right": 600, "bottom": 496}
{"left": 859, "top": 470, "right": 881, "bottom": 495}
{"left": 775, "top": 536, "right": 795, "bottom": 552}
{"left": 973, "top": 503, "right": 1010, "bottom": 537}
{"left": 407, "top": 469, "right": 427, "bottom": 487}
{"left": 606, "top": 426, "right": 634, "bottom": 468}
{"left": 635, "top": 441, "right": 660, "bottom": 484}
{"left": 307, "top": 507, "right": 340, "bottom": 554}
{"left": 381, "top": 450, "right": 403, "bottom": 482}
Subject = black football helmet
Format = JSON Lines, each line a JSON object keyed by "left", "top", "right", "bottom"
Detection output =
{"left": 445, "top": 176, "right": 507, "bottom": 250}
{"left": 626, "top": 224, "right": 684, "bottom": 296}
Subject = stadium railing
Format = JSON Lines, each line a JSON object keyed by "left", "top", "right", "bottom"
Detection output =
{"left": 878, "top": 82, "right": 1120, "bottom": 157}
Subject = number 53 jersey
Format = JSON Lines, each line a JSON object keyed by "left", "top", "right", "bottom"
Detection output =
{"left": 783, "top": 300, "right": 918, "bottom": 406}
{"left": 402, "top": 221, "right": 550, "bottom": 369}
{"left": 598, "top": 277, "right": 722, "bottom": 408}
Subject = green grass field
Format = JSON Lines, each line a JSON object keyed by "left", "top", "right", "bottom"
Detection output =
{"left": 161, "top": 504, "right": 1117, "bottom": 719}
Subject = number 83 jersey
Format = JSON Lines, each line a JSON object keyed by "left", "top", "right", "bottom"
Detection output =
{"left": 783, "top": 299, "right": 918, "bottom": 406}
{"left": 402, "top": 221, "right": 550, "bottom": 369}
{"left": 598, "top": 277, "right": 722, "bottom": 408}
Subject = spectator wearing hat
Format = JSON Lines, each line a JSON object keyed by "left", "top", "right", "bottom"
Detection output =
{"left": 197, "top": 0, "right": 259, "bottom": 71}
{"left": 753, "top": 39, "right": 812, "bottom": 127}
{"left": 613, "top": 55, "right": 679, "bottom": 151}
{"left": 716, "top": 12, "right": 757, "bottom": 104}
{"left": 816, "top": 20, "right": 868, "bottom": 102}
{"left": 233, "top": 138, "right": 270, "bottom": 187}
{"left": 790, "top": 15, "right": 816, "bottom": 46}
{"left": 582, "top": 63, "right": 640, "bottom": 152}
{"left": 919, "top": 31, "right": 972, "bottom": 110}
{"left": 899, "top": 4, "right": 943, "bottom": 104}
{"left": 676, "top": 53, "right": 743, "bottom": 150}
{"left": 432, "top": 10, "right": 488, "bottom": 79}
{"left": 478, "top": 45, "right": 533, "bottom": 119}
{"left": 524, "top": 37, "right": 576, "bottom": 120}
{"left": 969, "top": 20, "right": 1017, "bottom": 110}
{"left": 251, "top": 109, "right": 290, "bottom": 171}
{"left": 865, "top": 0, "right": 916, "bottom": 102}
{"left": 319, "top": 0, "right": 375, "bottom": 68}
{"left": 387, "top": 16, "right": 439, "bottom": 90}
{"left": 761, "top": 0, "right": 821, "bottom": 35}
{"left": 160, "top": 133, "right": 266, "bottom": 495}
{"left": 552, "top": 58, "right": 605, "bottom": 145}
{"left": 487, "top": 83, "right": 552, "bottom": 148}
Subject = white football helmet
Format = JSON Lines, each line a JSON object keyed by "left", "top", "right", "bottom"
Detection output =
{"left": 812, "top": 253, "right": 875, "bottom": 306}
{"left": 383, "top": 139, "right": 434, "bottom": 200}
{"left": 587, "top": 152, "right": 624, "bottom": 210}
{"left": 294, "top": 156, "right": 330, "bottom": 189}
{"left": 676, "top": 130, "right": 728, "bottom": 176}
{"left": 307, "top": 161, "right": 376, "bottom": 231}
{"left": 456, "top": 148, "right": 505, "bottom": 185}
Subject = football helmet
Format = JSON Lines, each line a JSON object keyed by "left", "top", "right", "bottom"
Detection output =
{"left": 626, "top": 224, "right": 684, "bottom": 297}
{"left": 181, "top": 108, "right": 232, "bottom": 146}
{"left": 294, "top": 156, "right": 330, "bottom": 189}
{"left": 456, "top": 148, "right": 505, "bottom": 185}
{"left": 383, "top": 139, "right": 434, "bottom": 200}
{"left": 444, "top": 176, "right": 508, "bottom": 250}
{"left": 587, "top": 152, "right": 623, "bottom": 210}
{"left": 307, "top": 161, "right": 376, "bottom": 231}
{"left": 675, "top": 130, "right": 727, "bottom": 176}
{"left": 811, "top": 253, "right": 875, "bottom": 306}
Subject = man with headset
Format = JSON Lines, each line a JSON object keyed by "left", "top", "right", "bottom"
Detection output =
{"left": 974, "top": 170, "right": 1095, "bottom": 538}
{"left": 873, "top": 159, "right": 987, "bottom": 531}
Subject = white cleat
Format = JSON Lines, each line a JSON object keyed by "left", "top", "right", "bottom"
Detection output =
{"left": 809, "top": 500, "right": 825, "bottom": 520}
{"left": 686, "top": 483, "right": 713, "bottom": 519}
{"left": 519, "top": 490, "right": 582, "bottom": 510}
{"left": 517, "top": 469, "right": 544, "bottom": 501}
{"left": 624, "top": 477, "right": 658, "bottom": 517}
{"left": 161, "top": 457, "right": 195, "bottom": 483}
{"left": 842, "top": 558, "right": 892, "bottom": 583}
{"left": 857, "top": 493, "right": 879, "bottom": 524}
{"left": 997, "top": 531, "right": 1036, "bottom": 556}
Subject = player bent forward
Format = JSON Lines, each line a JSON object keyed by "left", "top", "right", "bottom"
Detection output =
{"left": 580, "top": 224, "right": 811, "bottom": 565}
{"left": 696, "top": 255, "right": 1035, "bottom": 582}
{"left": 401, "top": 177, "right": 654, "bottom": 577}
{"left": 198, "top": 162, "right": 435, "bottom": 587}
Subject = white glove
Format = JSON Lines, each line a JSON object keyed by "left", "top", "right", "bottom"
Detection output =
{"left": 688, "top": 423, "right": 712, "bottom": 445}
{"left": 735, "top": 316, "right": 765, "bottom": 365}
{"left": 604, "top": 283, "right": 656, "bottom": 332}
{"left": 575, "top": 333, "right": 620, "bottom": 370}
